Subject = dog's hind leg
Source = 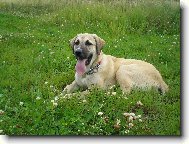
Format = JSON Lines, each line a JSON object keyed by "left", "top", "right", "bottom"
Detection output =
{"left": 116, "top": 66, "right": 132, "bottom": 94}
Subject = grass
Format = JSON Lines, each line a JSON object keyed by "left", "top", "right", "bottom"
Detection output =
{"left": 0, "top": 0, "right": 180, "bottom": 135}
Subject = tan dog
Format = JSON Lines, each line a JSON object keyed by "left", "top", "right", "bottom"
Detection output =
{"left": 63, "top": 33, "right": 168, "bottom": 94}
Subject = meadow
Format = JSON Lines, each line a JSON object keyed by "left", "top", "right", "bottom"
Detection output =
{"left": 0, "top": 0, "right": 180, "bottom": 135}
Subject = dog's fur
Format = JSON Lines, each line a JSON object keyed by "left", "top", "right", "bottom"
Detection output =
{"left": 63, "top": 33, "right": 168, "bottom": 94}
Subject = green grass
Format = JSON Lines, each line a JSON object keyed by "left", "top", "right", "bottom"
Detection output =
{"left": 0, "top": 0, "right": 180, "bottom": 135}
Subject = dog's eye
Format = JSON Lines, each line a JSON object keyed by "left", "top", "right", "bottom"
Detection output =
{"left": 85, "top": 40, "right": 93, "bottom": 46}
{"left": 75, "top": 40, "right": 80, "bottom": 45}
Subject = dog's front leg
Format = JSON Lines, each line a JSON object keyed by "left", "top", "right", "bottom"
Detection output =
{"left": 63, "top": 80, "right": 79, "bottom": 94}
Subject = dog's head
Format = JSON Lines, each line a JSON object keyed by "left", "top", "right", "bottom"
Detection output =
{"left": 69, "top": 33, "right": 105, "bottom": 75}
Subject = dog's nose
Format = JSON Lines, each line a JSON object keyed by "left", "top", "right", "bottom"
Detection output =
{"left": 75, "top": 49, "right": 82, "bottom": 56}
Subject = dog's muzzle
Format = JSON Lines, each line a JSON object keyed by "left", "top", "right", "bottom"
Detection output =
{"left": 74, "top": 48, "right": 93, "bottom": 66}
{"left": 75, "top": 48, "right": 83, "bottom": 58}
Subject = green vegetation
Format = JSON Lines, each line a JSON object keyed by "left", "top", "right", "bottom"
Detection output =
{"left": 0, "top": 0, "right": 180, "bottom": 135}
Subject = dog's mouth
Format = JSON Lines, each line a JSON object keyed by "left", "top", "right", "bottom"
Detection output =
{"left": 75, "top": 53, "right": 93, "bottom": 75}
{"left": 85, "top": 53, "right": 93, "bottom": 66}
{"left": 76, "top": 53, "right": 93, "bottom": 66}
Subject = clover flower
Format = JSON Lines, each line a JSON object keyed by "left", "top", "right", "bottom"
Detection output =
{"left": 36, "top": 96, "right": 41, "bottom": 100}
{"left": 0, "top": 110, "right": 5, "bottom": 115}
{"left": 98, "top": 112, "right": 103, "bottom": 116}
{"left": 19, "top": 102, "right": 24, "bottom": 106}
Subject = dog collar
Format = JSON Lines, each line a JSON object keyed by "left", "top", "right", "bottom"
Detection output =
{"left": 85, "top": 61, "right": 101, "bottom": 75}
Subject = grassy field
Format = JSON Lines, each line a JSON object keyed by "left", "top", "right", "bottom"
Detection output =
{"left": 0, "top": 0, "right": 180, "bottom": 135}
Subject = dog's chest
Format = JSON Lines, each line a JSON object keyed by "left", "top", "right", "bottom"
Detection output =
{"left": 75, "top": 73, "right": 100, "bottom": 88}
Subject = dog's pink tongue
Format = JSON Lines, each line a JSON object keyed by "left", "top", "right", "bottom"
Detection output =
{"left": 75, "top": 59, "right": 87, "bottom": 75}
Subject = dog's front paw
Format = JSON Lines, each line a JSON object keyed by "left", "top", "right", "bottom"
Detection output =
{"left": 63, "top": 81, "right": 79, "bottom": 94}
{"left": 62, "top": 86, "right": 69, "bottom": 94}
{"left": 63, "top": 84, "right": 74, "bottom": 94}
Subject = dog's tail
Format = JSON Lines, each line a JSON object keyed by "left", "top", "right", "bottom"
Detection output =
{"left": 158, "top": 80, "right": 169, "bottom": 95}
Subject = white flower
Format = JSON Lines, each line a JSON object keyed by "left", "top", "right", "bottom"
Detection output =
{"left": 67, "top": 57, "right": 70, "bottom": 59}
{"left": 55, "top": 96, "right": 59, "bottom": 101}
{"left": 129, "top": 113, "right": 135, "bottom": 117}
{"left": 111, "top": 92, "right": 116, "bottom": 96}
{"left": 139, "top": 119, "right": 143, "bottom": 122}
{"left": 98, "top": 112, "right": 103, "bottom": 116}
{"left": 51, "top": 100, "right": 55, "bottom": 103}
{"left": 19, "top": 102, "right": 24, "bottom": 106}
{"left": 128, "top": 123, "right": 134, "bottom": 128}
{"left": 128, "top": 116, "right": 133, "bottom": 123}
{"left": 125, "top": 130, "right": 130, "bottom": 134}
{"left": 53, "top": 102, "right": 58, "bottom": 107}
{"left": 0, "top": 110, "right": 5, "bottom": 115}
{"left": 44, "top": 81, "right": 48, "bottom": 85}
{"left": 109, "top": 85, "right": 115, "bottom": 89}
{"left": 116, "top": 119, "right": 121, "bottom": 125}
{"left": 137, "top": 115, "right": 141, "bottom": 118}
{"left": 106, "top": 92, "right": 110, "bottom": 95}
{"left": 136, "top": 101, "right": 143, "bottom": 106}
{"left": 123, "top": 112, "right": 130, "bottom": 117}
{"left": 82, "top": 99, "right": 87, "bottom": 103}
{"left": 65, "top": 94, "right": 72, "bottom": 97}
{"left": 0, "top": 130, "right": 3, "bottom": 134}
{"left": 36, "top": 96, "right": 41, "bottom": 100}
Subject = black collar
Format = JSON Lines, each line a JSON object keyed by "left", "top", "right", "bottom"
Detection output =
{"left": 85, "top": 62, "right": 101, "bottom": 75}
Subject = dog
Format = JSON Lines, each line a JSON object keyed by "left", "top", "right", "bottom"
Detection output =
{"left": 63, "top": 33, "right": 168, "bottom": 95}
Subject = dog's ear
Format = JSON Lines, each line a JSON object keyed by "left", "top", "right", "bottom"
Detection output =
{"left": 69, "top": 36, "right": 77, "bottom": 54}
{"left": 92, "top": 34, "right": 105, "bottom": 55}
